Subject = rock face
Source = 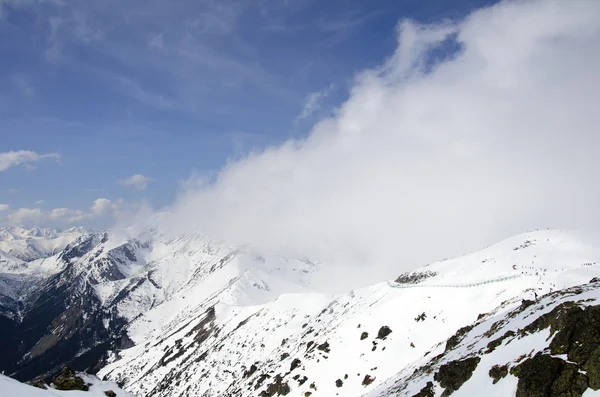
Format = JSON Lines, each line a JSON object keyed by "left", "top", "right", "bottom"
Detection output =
{"left": 433, "top": 357, "right": 480, "bottom": 396}
{"left": 0, "top": 234, "right": 135, "bottom": 381}
{"left": 512, "top": 354, "right": 588, "bottom": 397}
{"left": 370, "top": 281, "right": 600, "bottom": 397}
{"left": 52, "top": 367, "right": 89, "bottom": 391}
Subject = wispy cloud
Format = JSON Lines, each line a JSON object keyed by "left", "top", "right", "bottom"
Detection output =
{"left": 0, "top": 150, "right": 60, "bottom": 172}
{"left": 0, "top": 204, "right": 8, "bottom": 211}
{"left": 297, "top": 84, "right": 334, "bottom": 120}
{"left": 12, "top": 73, "right": 36, "bottom": 97}
{"left": 119, "top": 174, "right": 151, "bottom": 191}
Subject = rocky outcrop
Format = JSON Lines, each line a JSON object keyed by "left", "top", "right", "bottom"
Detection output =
{"left": 433, "top": 357, "right": 480, "bottom": 396}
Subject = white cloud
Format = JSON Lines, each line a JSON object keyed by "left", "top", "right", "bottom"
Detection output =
{"left": 0, "top": 150, "right": 60, "bottom": 172}
{"left": 48, "top": 208, "right": 92, "bottom": 223}
{"left": 34, "top": 200, "right": 45, "bottom": 206}
{"left": 91, "top": 198, "right": 116, "bottom": 216}
{"left": 119, "top": 174, "right": 151, "bottom": 191}
{"left": 164, "top": 0, "right": 600, "bottom": 284}
{"left": 297, "top": 84, "right": 334, "bottom": 120}
{"left": 4, "top": 198, "right": 124, "bottom": 226}
{"left": 7, "top": 208, "right": 44, "bottom": 225}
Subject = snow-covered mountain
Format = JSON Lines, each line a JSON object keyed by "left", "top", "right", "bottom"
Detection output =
{"left": 369, "top": 278, "right": 600, "bottom": 396}
{"left": 0, "top": 226, "right": 88, "bottom": 263}
{"left": 0, "top": 226, "right": 89, "bottom": 324}
{"left": 1, "top": 228, "right": 599, "bottom": 397}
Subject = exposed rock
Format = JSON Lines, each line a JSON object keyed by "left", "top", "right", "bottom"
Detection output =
{"left": 486, "top": 330, "right": 515, "bottom": 353}
{"left": 290, "top": 358, "right": 302, "bottom": 372}
{"left": 445, "top": 324, "right": 475, "bottom": 352}
{"left": 52, "top": 367, "right": 89, "bottom": 391}
{"left": 412, "top": 381, "right": 434, "bottom": 397}
{"left": 395, "top": 271, "right": 437, "bottom": 285}
{"left": 433, "top": 357, "right": 480, "bottom": 396}
{"left": 360, "top": 331, "right": 368, "bottom": 340}
{"left": 259, "top": 374, "right": 290, "bottom": 396}
{"left": 316, "top": 342, "right": 330, "bottom": 353}
{"left": 377, "top": 326, "right": 392, "bottom": 340}
{"left": 415, "top": 313, "right": 427, "bottom": 322}
{"left": 29, "top": 379, "right": 47, "bottom": 389}
{"left": 512, "top": 354, "right": 588, "bottom": 397}
{"left": 335, "top": 379, "right": 343, "bottom": 387}
{"left": 104, "top": 391, "right": 117, "bottom": 397}
{"left": 362, "top": 374, "right": 375, "bottom": 386}
{"left": 489, "top": 364, "right": 508, "bottom": 384}
{"left": 243, "top": 364, "right": 258, "bottom": 378}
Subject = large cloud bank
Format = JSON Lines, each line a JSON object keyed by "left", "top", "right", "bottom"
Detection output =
{"left": 165, "top": 0, "right": 600, "bottom": 279}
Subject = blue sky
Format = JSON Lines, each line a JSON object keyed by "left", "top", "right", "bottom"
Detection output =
{"left": 0, "top": 0, "right": 497, "bottom": 226}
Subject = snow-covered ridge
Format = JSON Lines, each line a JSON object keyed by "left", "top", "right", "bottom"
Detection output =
{"left": 2, "top": 228, "right": 600, "bottom": 396}
{"left": 368, "top": 279, "right": 600, "bottom": 396}
{"left": 0, "top": 226, "right": 89, "bottom": 263}
{"left": 96, "top": 230, "right": 600, "bottom": 397}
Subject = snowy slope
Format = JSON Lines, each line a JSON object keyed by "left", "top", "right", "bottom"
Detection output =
{"left": 0, "top": 226, "right": 87, "bottom": 263}
{"left": 0, "top": 227, "right": 330, "bottom": 381}
{"left": 96, "top": 230, "right": 600, "bottom": 397}
{"left": 368, "top": 279, "right": 600, "bottom": 396}
{"left": 2, "top": 228, "right": 599, "bottom": 396}
{"left": 0, "top": 373, "right": 133, "bottom": 397}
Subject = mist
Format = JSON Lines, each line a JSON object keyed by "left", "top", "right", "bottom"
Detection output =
{"left": 162, "top": 0, "right": 600, "bottom": 282}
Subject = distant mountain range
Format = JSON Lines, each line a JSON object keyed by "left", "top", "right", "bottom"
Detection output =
{"left": 1, "top": 226, "right": 600, "bottom": 396}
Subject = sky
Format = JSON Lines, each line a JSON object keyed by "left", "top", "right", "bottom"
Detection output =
{"left": 2, "top": 0, "right": 600, "bottom": 277}
{"left": 0, "top": 0, "right": 492, "bottom": 224}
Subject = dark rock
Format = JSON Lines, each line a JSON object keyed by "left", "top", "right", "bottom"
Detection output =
{"left": 377, "top": 326, "right": 392, "bottom": 340}
{"left": 360, "top": 332, "right": 368, "bottom": 340}
{"left": 433, "top": 357, "right": 480, "bottom": 396}
{"left": 244, "top": 364, "right": 258, "bottom": 378}
{"left": 316, "top": 342, "right": 330, "bottom": 353}
{"left": 29, "top": 379, "right": 47, "bottom": 389}
{"left": 362, "top": 374, "right": 375, "bottom": 386}
{"left": 412, "top": 381, "right": 434, "bottom": 397}
{"left": 521, "top": 299, "right": 535, "bottom": 309}
{"left": 415, "top": 313, "right": 427, "bottom": 322}
{"left": 513, "top": 354, "right": 588, "bottom": 397}
{"left": 254, "top": 374, "right": 271, "bottom": 390}
{"left": 290, "top": 358, "right": 302, "bottom": 371}
{"left": 445, "top": 324, "right": 475, "bottom": 352}
{"left": 104, "top": 391, "right": 117, "bottom": 397}
{"left": 52, "top": 367, "right": 89, "bottom": 391}
{"left": 489, "top": 364, "right": 508, "bottom": 384}
{"left": 335, "top": 379, "right": 343, "bottom": 387}
{"left": 259, "top": 374, "right": 290, "bottom": 396}
{"left": 486, "top": 330, "right": 515, "bottom": 353}
{"left": 395, "top": 271, "right": 437, "bottom": 284}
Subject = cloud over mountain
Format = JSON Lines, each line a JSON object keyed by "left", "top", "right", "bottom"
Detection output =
{"left": 165, "top": 0, "right": 600, "bottom": 278}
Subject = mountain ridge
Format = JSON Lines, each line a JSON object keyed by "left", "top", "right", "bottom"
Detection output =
{"left": 1, "top": 228, "right": 599, "bottom": 397}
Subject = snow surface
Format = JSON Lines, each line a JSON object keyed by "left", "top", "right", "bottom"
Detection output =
{"left": 93, "top": 229, "right": 600, "bottom": 396}
{"left": 3, "top": 228, "right": 599, "bottom": 396}
{"left": 368, "top": 278, "right": 600, "bottom": 396}
{"left": 0, "top": 373, "right": 133, "bottom": 397}
{"left": 0, "top": 226, "right": 87, "bottom": 264}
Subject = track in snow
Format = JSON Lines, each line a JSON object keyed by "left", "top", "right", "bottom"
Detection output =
{"left": 387, "top": 274, "right": 523, "bottom": 289}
